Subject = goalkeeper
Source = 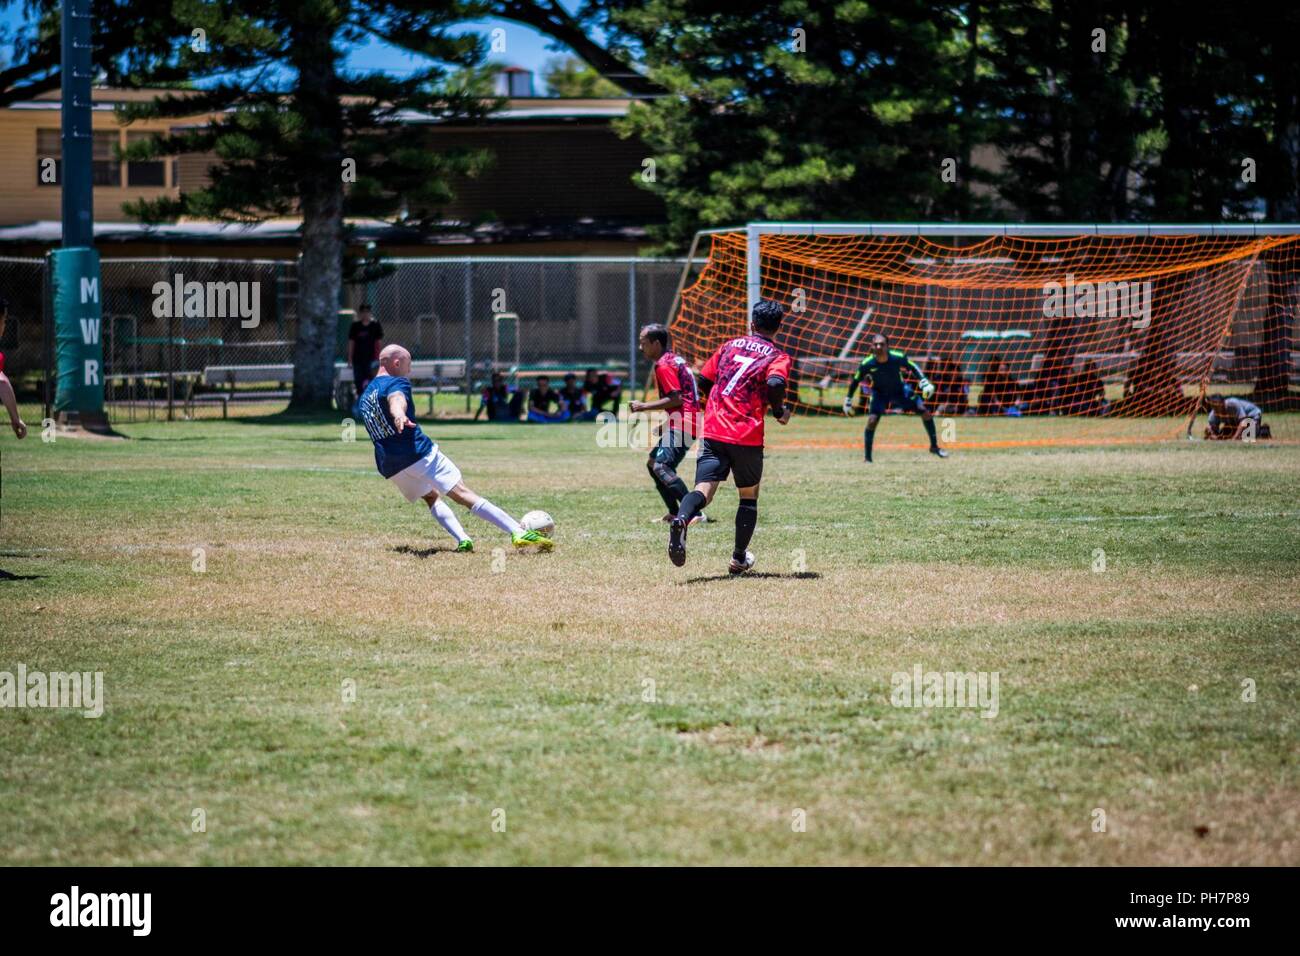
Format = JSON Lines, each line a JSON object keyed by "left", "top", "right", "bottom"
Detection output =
{"left": 842, "top": 334, "right": 948, "bottom": 461}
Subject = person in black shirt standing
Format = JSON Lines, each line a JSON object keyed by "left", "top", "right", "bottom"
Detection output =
{"left": 347, "top": 304, "right": 385, "bottom": 394}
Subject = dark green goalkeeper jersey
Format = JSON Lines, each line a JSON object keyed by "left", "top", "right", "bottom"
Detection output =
{"left": 848, "top": 349, "right": 929, "bottom": 399}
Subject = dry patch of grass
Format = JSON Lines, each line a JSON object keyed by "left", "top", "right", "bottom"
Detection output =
{"left": 1, "top": 412, "right": 1297, "bottom": 864}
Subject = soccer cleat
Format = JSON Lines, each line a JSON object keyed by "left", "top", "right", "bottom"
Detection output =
{"left": 930, "top": 446, "right": 949, "bottom": 459}
{"left": 512, "top": 529, "right": 553, "bottom": 551}
{"left": 668, "top": 517, "right": 688, "bottom": 567}
{"left": 689, "top": 512, "right": 709, "bottom": 526}
{"left": 456, "top": 539, "right": 474, "bottom": 553}
{"left": 728, "top": 550, "right": 755, "bottom": 575}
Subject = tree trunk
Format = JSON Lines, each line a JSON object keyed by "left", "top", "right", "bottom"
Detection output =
{"left": 288, "top": 20, "right": 344, "bottom": 412}
{"left": 292, "top": 186, "right": 344, "bottom": 410}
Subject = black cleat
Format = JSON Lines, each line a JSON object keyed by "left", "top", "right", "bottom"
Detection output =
{"left": 668, "top": 517, "right": 688, "bottom": 566}
{"left": 930, "top": 446, "right": 948, "bottom": 458}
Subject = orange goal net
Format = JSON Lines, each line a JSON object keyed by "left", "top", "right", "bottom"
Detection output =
{"left": 671, "top": 225, "right": 1300, "bottom": 445}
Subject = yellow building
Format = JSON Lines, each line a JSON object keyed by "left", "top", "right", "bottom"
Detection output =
{"left": 0, "top": 87, "right": 213, "bottom": 225}
{"left": 0, "top": 84, "right": 664, "bottom": 258}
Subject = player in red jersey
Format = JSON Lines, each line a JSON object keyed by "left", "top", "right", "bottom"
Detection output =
{"left": 630, "top": 323, "right": 707, "bottom": 522}
{"left": 668, "top": 299, "right": 792, "bottom": 573}
{"left": 0, "top": 298, "right": 28, "bottom": 439}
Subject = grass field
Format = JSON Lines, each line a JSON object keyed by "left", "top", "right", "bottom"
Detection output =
{"left": 1, "top": 403, "right": 1297, "bottom": 865}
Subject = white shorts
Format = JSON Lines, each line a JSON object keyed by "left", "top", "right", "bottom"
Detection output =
{"left": 388, "top": 447, "right": 463, "bottom": 502}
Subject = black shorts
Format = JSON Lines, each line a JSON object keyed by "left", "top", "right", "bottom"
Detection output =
{"left": 869, "top": 391, "right": 925, "bottom": 416}
{"left": 695, "top": 438, "right": 764, "bottom": 488}
{"left": 650, "top": 429, "right": 693, "bottom": 472}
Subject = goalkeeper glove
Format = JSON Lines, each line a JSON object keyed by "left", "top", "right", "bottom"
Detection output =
{"left": 842, "top": 396, "right": 855, "bottom": 416}
{"left": 919, "top": 379, "right": 936, "bottom": 401}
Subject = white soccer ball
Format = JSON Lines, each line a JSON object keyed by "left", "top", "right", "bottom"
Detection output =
{"left": 520, "top": 510, "right": 555, "bottom": 534}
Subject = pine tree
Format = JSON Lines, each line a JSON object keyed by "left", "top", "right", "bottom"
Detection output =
{"left": 596, "top": 0, "right": 991, "bottom": 252}
{"left": 115, "top": 0, "right": 496, "bottom": 410}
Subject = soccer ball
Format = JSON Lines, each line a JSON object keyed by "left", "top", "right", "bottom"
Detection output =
{"left": 520, "top": 510, "right": 555, "bottom": 535}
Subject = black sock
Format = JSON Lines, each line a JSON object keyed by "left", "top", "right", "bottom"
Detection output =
{"left": 864, "top": 427, "right": 876, "bottom": 460}
{"left": 733, "top": 499, "right": 758, "bottom": 558}
{"left": 677, "top": 490, "right": 707, "bottom": 524}
{"left": 923, "top": 416, "right": 938, "bottom": 449}
{"left": 667, "top": 478, "right": 689, "bottom": 510}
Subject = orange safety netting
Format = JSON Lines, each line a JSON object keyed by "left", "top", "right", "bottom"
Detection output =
{"left": 672, "top": 230, "right": 1300, "bottom": 444}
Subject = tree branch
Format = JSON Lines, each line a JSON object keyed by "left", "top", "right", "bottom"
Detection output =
{"left": 492, "top": 0, "right": 663, "bottom": 97}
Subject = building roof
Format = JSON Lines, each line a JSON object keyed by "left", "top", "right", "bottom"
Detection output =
{"left": 4, "top": 87, "right": 637, "bottom": 122}
{"left": 0, "top": 217, "right": 650, "bottom": 247}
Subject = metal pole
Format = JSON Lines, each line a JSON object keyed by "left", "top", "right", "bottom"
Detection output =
{"left": 166, "top": 306, "right": 175, "bottom": 421}
{"left": 462, "top": 258, "right": 471, "bottom": 413}
{"left": 745, "top": 224, "right": 761, "bottom": 325}
{"left": 60, "top": 0, "right": 94, "bottom": 250}
{"left": 627, "top": 259, "right": 638, "bottom": 403}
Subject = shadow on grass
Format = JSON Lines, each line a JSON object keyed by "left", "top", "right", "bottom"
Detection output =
{"left": 0, "top": 570, "right": 46, "bottom": 581}
{"left": 680, "top": 571, "right": 822, "bottom": 585}
{"left": 238, "top": 409, "right": 347, "bottom": 427}
{"left": 392, "top": 544, "right": 452, "bottom": 559}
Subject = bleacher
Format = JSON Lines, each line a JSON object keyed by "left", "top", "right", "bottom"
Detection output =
{"left": 193, "top": 359, "right": 467, "bottom": 417}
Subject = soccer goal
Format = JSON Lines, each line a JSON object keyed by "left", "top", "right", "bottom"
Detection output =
{"left": 670, "top": 223, "right": 1300, "bottom": 445}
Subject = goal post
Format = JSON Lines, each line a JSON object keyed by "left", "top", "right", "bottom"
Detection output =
{"left": 670, "top": 223, "right": 1300, "bottom": 445}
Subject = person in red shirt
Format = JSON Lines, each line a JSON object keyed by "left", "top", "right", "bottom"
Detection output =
{"left": 0, "top": 298, "right": 28, "bottom": 440}
{"left": 630, "top": 323, "right": 706, "bottom": 522}
{"left": 668, "top": 299, "right": 792, "bottom": 574}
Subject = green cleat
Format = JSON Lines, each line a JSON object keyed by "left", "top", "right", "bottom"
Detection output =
{"left": 455, "top": 539, "right": 474, "bottom": 553}
{"left": 512, "top": 529, "right": 554, "bottom": 552}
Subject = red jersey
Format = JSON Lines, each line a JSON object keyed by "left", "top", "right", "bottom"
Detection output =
{"left": 699, "top": 334, "right": 792, "bottom": 446}
{"left": 653, "top": 350, "right": 702, "bottom": 436}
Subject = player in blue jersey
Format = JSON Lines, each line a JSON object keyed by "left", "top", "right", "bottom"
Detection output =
{"left": 356, "top": 344, "right": 552, "bottom": 552}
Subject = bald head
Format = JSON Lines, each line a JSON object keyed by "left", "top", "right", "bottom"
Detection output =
{"left": 378, "top": 343, "right": 411, "bottom": 377}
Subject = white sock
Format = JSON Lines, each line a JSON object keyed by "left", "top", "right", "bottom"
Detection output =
{"left": 470, "top": 498, "right": 523, "bottom": 535}
{"left": 430, "top": 498, "right": 469, "bottom": 543}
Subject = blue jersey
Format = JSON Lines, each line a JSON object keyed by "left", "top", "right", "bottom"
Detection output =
{"left": 356, "top": 375, "right": 433, "bottom": 477}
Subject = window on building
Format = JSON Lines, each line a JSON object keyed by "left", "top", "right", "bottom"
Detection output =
{"left": 36, "top": 129, "right": 61, "bottom": 186}
{"left": 126, "top": 131, "right": 167, "bottom": 187}
{"left": 92, "top": 130, "right": 120, "bottom": 187}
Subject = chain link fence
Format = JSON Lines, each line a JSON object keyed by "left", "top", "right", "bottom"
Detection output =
{"left": 361, "top": 258, "right": 692, "bottom": 407}
{"left": 0, "top": 258, "right": 49, "bottom": 409}
{"left": 1, "top": 256, "right": 700, "bottom": 422}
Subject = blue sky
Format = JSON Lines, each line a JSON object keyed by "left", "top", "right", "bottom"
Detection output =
{"left": 1, "top": 6, "right": 585, "bottom": 94}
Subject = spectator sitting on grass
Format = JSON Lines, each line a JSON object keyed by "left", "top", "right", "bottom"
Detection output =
{"left": 583, "top": 368, "right": 623, "bottom": 415}
{"left": 527, "top": 375, "right": 570, "bottom": 423}
{"left": 1064, "top": 359, "right": 1108, "bottom": 416}
{"left": 931, "top": 355, "right": 969, "bottom": 415}
{"left": 559, "top": 373, "right": 587, "bottom": 419}
{"left": 1204, "top": 394, "right": 1266, "bottom": 441}
{"left": 978, "top": 361, "right": 1019, "bottom": 415}
{"left": 475, "top": 371, "right": 523, "bottom": 421}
